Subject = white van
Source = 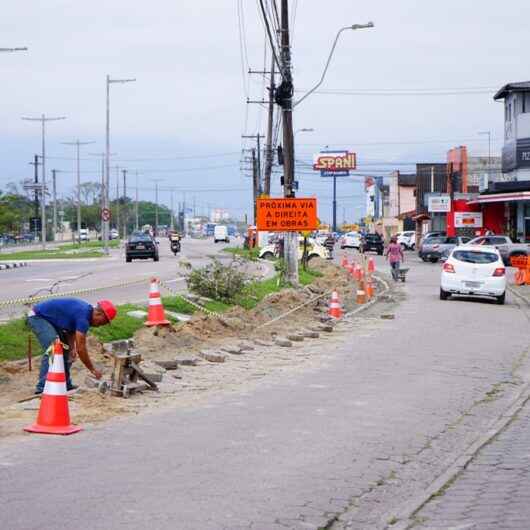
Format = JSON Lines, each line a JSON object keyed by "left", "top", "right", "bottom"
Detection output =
{"left": 79, "top": 228, "right": 90, "bottom": 242}
{"left": 213, "top": 225, "right": 229, "bottom": 243}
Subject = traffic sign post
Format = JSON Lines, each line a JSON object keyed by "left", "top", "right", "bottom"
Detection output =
{"left": 101, "top": 208, "right": 111, "bottom": 223}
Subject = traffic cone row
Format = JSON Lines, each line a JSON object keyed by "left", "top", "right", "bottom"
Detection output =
{"left": 24, "top": 339, "right": 82, "bottom": 436}
{"left": 145, "top": 277, "right": 170, "bottom": 326}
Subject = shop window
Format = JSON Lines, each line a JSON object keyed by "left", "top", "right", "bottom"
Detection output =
{"left": 524, "top": 204, "right": 530, "bottom": 217}
{"left": 524, "top": 93, "right": 530, "bottom": 114}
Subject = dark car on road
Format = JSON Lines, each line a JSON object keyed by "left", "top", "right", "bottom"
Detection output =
{"left": 362, "top": 233, "right": 384, "bottom": 255}
{"left": 125, "top": 233, "right": 159, "bottom": 263}
{"left": 419, "top": 235, "right": 470, "bottom": 263}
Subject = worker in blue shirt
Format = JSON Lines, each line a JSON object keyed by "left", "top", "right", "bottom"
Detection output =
{"left": 27, "top": 298, "right": 117, "bottom": 394}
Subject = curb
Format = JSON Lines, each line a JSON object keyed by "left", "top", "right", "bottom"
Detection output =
{"left": 0, "top": 262, "right": 28, "bottom": 270}
{"left": 386, "top": 376, "right": 530, "bottom": 530}
{"left": 507, "top": 284, "right": 530, "bottom": 307}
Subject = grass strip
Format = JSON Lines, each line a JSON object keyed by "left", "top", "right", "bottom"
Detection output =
{"left": 0, "top": 250, "right": 107, "bottom": 260}
{"left": 223, "top": 247, "right": 260, "bottom": 261}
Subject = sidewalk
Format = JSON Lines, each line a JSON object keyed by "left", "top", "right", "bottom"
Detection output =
{"left": 509, "top": 284, "right": 530, "bottom": 305}
{"left": 413, "top": 396, "right": 530, "bottom": 530}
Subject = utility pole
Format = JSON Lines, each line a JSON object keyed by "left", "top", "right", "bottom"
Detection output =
{"left": 61, "top": 139, "right": 95, "bottom": 244}
{"left": 242, "top": 134, "right": 265, "bottom": 224}
{"left": 89, "top": 152, "right": 116, "bottom": 239}
{"left": 135, "top": 171, "right": 140, "bottom": 230}
{"left": 22, "top": 114, "right": 67, "bottom": 248}
{"left": 105, "top": 75, "right": 136, "bottom": 254}
{"left": 150, "top": 179, "right": 163, "bottom": 236}
{"left": 170, "top": 189, "right": 175, "bottom": 231}
{"left": 279, "top": 0, "right": 298, "bottom": 284}
{"left": 264, "top": 57, "right": 276, "bottom": 196}
{"left": 51, "top": 169, "right": 58, "bottom": 240}
{"left": 122, "top": 169, "right": 128, "bottom": 239}
{"left": 115, "top": 166, "right": 120, "bottom": 238}
{"left": 28, "top": 155, "right": 41, "bottom": 239}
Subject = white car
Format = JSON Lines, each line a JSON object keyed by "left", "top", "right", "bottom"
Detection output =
{"left": 340, "top": 231, "right": 362, "bottom": 250}
{"left": 440, "top": 245, "right": 506, "bottom": 305}
{"left": 213, "top": 225, "right": 229, "bottom": 243}
{"left": 397, "top": 231, "right": 416, "bottom": 250}
{"left": 259, "top": 237, "right": 329, "bottom": 261}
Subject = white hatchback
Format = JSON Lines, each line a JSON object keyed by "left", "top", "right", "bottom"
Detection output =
{"left": 340, "top": 231, "right": 362, "bottom": 250}
{"left": 440, "top": 245, "right": 506, "bottom": 305}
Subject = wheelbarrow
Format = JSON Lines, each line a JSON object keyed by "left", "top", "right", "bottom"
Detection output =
{"left": 398, "top": 267, "right": 409, "bottom": 282}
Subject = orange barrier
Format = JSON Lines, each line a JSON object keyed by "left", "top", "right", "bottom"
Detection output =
{"left": 341, "top": 254, "right": 349, "bottom": 268}
{"left": 511, "top": 256, "right": 530, "bottom": 286}
{"left": 24, "top": 339, "right": 82, "bottom": 435}
{"left": 145, "top": 277, "right": 170, "bottom": 326}
{"left": 328, "top": 291, "right": 344, "bottom": 319}
{"left": 368, "top": 257, "right": 375, "bottom": 273}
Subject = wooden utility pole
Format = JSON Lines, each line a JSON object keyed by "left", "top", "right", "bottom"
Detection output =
{"left": 263, "top": 57, "right": 276, "bottom": 196}
{"left": 279, "top": 0, "right": 299, "bottom": 284}
{"left": 122, "top": 168, "right": 128, "bottom": 239}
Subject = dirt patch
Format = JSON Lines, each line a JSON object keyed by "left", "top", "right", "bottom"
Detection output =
{"left": 0, "top": 260, "right": 387, "bottom": 440}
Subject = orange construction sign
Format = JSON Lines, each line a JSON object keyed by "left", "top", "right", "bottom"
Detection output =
{"left": 256, "top": 198, "right": 318, "bottom": 232}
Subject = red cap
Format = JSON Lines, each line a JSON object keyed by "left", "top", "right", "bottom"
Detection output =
{"left": 97, "top": 300, "right": 117, "bottom": 323}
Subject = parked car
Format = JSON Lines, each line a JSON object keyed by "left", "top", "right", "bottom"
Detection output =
{"left": 340, "top": 231, "right": 362, "bottom": 250}
{"left": 78, "top": 228, "right": 90, "bottom": 242}
{"left": 466, "top": 235, "right": 529, "bottom": 266}
{"left": 419, "top": 231, "right": 446, "bottom": 250}
{"left": 397, "top": 231, "right": 416, "bottom": 250}
{"left": 110, "top": 229, "right": 119, "bottom": 240}
{"left": 440, "top": 245, "right": 506, "bottom": 305}
{"left": 125, "top": 233, "right": 159, "bottom": 262}
{"left": 419, "top": 236, "right": 471, "bottom": 263}
{"left": 361, "top": 233, "right": 384, "bottom": 255}
{"left": 213, "top": 225, "right": 229, "bottom": 243}
{"left": 259, "top": 237, "right": 329, "bottom": 261}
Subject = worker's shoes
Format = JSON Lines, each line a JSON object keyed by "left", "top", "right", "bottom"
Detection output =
{"left": 34, "top": 388, "right": 43, "bottom": 395}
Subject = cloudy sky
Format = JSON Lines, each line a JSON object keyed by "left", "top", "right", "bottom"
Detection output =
{"left": 1, "top": 1, "right": 529, "bottom": 223}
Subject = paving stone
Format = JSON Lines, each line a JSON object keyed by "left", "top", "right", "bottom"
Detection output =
{"left": 199, "top": 351, "right": 226, "bottom": 363}
{"left": 274, "top": 338, "right": 293, "bottom": 347}
{"left": 287, "top": 334, "right": 304, "bottom": 342}
{"left": 154, "top": 360, "right": 179, "bottom": 370}
{"left": 175, "top": 358, "right": 199, "bottom": 366}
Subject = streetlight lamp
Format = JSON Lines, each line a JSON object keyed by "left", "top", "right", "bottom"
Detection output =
{"left": 105, "top": 75, "right": 136, "bottom": 254}
{"left": 61, "top": 139, "right": 96, "bottom": 244}
{"left": 294, "top": 22, "right": 374, "bottom": 108}
{"left": 478, "top": 131, "right": 492, "bottom": 188}
{"left": 21, "top": 114, "right": 67, "bottom": 248}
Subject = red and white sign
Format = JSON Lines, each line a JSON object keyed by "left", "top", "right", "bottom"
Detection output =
{"left": 313, "top": 152, "right": 356, "bottom": 172}
{"left": 101, "top": 208, "right": 111, "bottom": 222}
{"left": 455, "top": 212, "right": 483, "bottom": 228}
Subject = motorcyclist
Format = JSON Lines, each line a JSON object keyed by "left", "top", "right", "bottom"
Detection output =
{"left": 168, "top": 230, "right": 181, "bottom": 254}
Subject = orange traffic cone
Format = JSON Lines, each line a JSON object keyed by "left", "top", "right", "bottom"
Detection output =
{"left": 24, "top": 339, "right": 82, "bottom": 435}
{"left": 341, "top": 254, "right": 349, "bottom": 268}
{"left": 145, "top": 277, "right": 170, "bottom": 326}
{"left": 354, "top": 266, "right": 363, "bottom": 282}
{"left": 356, "top": 281, "right": 367, "bottom": 305}
{"left": 368, "top": 257, "right": 375, "bottom": 273}
{"left": 515, "top": 269, "right": 525, "bottom": 286}
{"left": 328, "top": 291, "right": 343, "bottom": 319}
{"left": 366, "top": 277, "right": 374, "bottom": 298}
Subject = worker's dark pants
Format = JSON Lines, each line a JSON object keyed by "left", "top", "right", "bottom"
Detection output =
{"left": 27, "top": 316, "right": 73, "bottom": 392}
{"left": 390, "top": 261, "right": 400, "bottom": 281}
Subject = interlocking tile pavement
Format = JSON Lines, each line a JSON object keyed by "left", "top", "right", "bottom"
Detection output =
{"left": 413, "top": 397, "right": 530, "bottom": 530}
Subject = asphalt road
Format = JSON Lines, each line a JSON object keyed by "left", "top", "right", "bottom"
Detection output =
{"left": 0, "top": 237, "right": 240, "bottom": 320}
{"left": 1, "top": 253, "right": 529, "bottom": 529}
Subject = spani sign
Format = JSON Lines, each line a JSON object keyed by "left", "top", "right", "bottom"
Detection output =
{"left": 313, "top": 151, "right": 356, "bottom": 174}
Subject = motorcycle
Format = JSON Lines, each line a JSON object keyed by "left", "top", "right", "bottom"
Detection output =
{"left": 169, "top": 234, "right": 181, "bottom": 255}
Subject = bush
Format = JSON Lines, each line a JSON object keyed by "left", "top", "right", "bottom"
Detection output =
{"left": 187, "top": 258, "right": 250, "bottom": 303}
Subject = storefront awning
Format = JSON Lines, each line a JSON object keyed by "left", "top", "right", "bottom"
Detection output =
{"left": 468, "top": 191, "right": 530, "bottom": 205}
{"left": 412, "top": 213, "right": 431, "bottom": 222}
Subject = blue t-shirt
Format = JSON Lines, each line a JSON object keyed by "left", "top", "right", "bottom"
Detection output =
{"left": 34, "top": 298, "right": 93, "bottom": 334}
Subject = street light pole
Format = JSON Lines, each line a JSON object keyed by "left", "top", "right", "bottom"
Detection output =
{"left": 105, "top": 75, "right": 136, "bottom": 254}
{"left": 150, "top": 179, "right": 164, "bottom": 237}
{"left": 478, "top": 131, "right": 492, "bottom": 185}
{"left": 61, "top": 139, "right": 95, "bottom": 244}
{"left": 22, "top": 114, "right": 66, "bottom": 248}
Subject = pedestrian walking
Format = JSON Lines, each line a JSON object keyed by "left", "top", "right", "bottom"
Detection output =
{"left": 324, "top": 233, "right": 335, "bottom": 259}
{"left": 27, "top": 298, "right": 117, "bottom": 394}
{"left": 385, "top": 235, "right": 404, "bottom": 281}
